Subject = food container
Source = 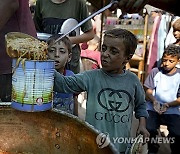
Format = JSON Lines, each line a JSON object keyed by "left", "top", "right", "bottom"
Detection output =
{"left": 11, "top": 59, "right": 54, "bottom": 112}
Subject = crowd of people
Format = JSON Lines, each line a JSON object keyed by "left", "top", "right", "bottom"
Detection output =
{"left": 0, "top": 0, "right": 179, "bottom": 153}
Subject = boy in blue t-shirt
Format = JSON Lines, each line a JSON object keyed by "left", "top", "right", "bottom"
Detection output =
{"left": 144, "top": 44, "right": 180, "bottom": 154}
{"left": 53, "top": 28, "right": 150, "bottom": 153}
{"left": 47, "top": 34, "right": 78, "bottom": 115}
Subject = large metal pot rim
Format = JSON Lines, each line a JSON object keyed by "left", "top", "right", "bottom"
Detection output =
{"left": 0, "top": 102, "right": 118, "bottom": 154}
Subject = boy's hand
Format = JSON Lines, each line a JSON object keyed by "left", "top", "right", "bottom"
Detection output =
{"left": 160, "top": 103, "right": 169, "bottom": 114}
{"left": 153, "top": 100, "right": 161, "bottom": 114}
{"left": 137, "top": 126, "right": 150, "bottom": 142}
{"left": 137, "top": 117, "right": 150, "bottom": 141}
{"left": 134, "top": 127, "right": 149, "bottom": 154}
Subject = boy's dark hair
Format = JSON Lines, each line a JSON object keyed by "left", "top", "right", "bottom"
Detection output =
{"left": 163, "top": 44, "right": 180, "bottom": 59}
{"left": 104, "top": 28, "right": 137, "bottom": 58}
{"left": 47, "top": 34, "right": 72, "bottom": 54}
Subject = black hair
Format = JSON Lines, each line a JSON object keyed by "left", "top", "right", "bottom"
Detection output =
{"left": 163, "top": 44, "right": 180, "bottom": 59}
{"left": 104, "top": 28, "right": 137, "bottom": 58}
{"left": 47, "top": 34, "right": 72, "bottom": 54}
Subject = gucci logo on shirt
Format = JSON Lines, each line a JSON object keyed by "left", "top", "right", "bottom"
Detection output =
{"left": 97, "top": 88, "right": 132, "bottom": 112}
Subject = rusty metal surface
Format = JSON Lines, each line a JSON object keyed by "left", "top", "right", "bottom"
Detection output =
{"left": 0, "top": 104, "right": 117, "bottom": 154}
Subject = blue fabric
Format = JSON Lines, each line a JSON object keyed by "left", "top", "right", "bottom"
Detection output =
{"left": 53, "top": 70, "right": 74, "bottom": 114}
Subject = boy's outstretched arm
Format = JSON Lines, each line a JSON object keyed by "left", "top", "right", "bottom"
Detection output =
{"left": 54, "top": 70, "right": 86, "bottom": 94}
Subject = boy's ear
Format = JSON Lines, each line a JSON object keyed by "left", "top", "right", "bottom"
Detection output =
{"left": 123, "top": 54, "right": 133, "bottom": 65}
{"left": 68, "top": 53, "right": 72, "bottom": 62}
{"left": 126, "top": 54, "right": 133, "bottom": 62}
{"left": 178, "top": 58, "right": 180, "bottom": 65}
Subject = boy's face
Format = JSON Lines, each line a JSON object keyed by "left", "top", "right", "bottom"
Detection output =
{"left": 173, "top": 27, "right": 180, "bottom": 40}
{"left": 101, "top": 36, "right": 129, "bottom": 74}
{"left": 162, "top": 54, "right": 179, "bottom": 73}
{"left": 48, "top": 41, "right": 71, "bottom": 71}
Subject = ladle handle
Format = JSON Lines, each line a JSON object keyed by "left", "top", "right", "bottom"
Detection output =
{"left": 53, "top": 0, "right": 119, "bottom": 44}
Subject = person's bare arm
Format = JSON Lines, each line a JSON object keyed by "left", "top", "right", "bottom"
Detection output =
{"left": 0, "top": 0, "right": 19, "bottom": 30}
{"left": 145, "top": 88, "right": 156, "bottom": 102}
{"left": 146, "top": 88, "right": 180, "bottom": 107}
{"left": 118, "top": 0, "right": 149, "bottom": 13}
{"left": 161, "top": 97, "right": 180, "bottom": 112}
{"left": 117, "top": 0, "right": 179, "bottom": 15}
{"left": 137, "top": 117, "right": 150, "bottom": 138}
{"left": 166, "top": 97, "right": 180, "bottom": 107}
{"left": 145, "top": 88, "right": 162, "bottom": 114}
{"left": 69, "top": 29, "right": 95, "bottom": 45}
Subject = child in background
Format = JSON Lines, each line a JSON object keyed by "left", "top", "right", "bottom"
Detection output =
{"left": 81, "top": 35, "right": 101, "bottom": 70}
{"left": 172, "top": 18, "right": 180, "bottom": 69}
{"left": 47, "top": 34, "right": 78, "bottom": 116}
{"left": 34, "top": 0, "right": 94, "bottom": 74}
{"left": 54, "top": 28, "right": 149, "bottom": 153}
{"left": 172, "top": 18, "right": 180, "bottom": 46}
{"left": 144, "top": 44, "right": 180, "bottom": 154}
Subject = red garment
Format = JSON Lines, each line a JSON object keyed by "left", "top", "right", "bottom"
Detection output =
{"left": 80, "top": 42, "right": 88, "bottom": 50}
{"left": 81, "top": 49, "right": 101, "bottom": 69}
{"left": 147, "top": 16, "right": 161, "bottom": 73}
{"left": 0, "top": 0, "right": 37, "bottom": 74}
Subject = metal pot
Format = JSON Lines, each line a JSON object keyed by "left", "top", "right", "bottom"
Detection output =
{"left": 0, "top": 103, "right": 117, "bottom": 154}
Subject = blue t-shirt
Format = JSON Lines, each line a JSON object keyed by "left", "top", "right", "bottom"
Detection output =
{"left": 144, "top": 67, "right": 180, "bottom": 115}
{"left": 53, "top": 70, "right": 74, "bottom": 114}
